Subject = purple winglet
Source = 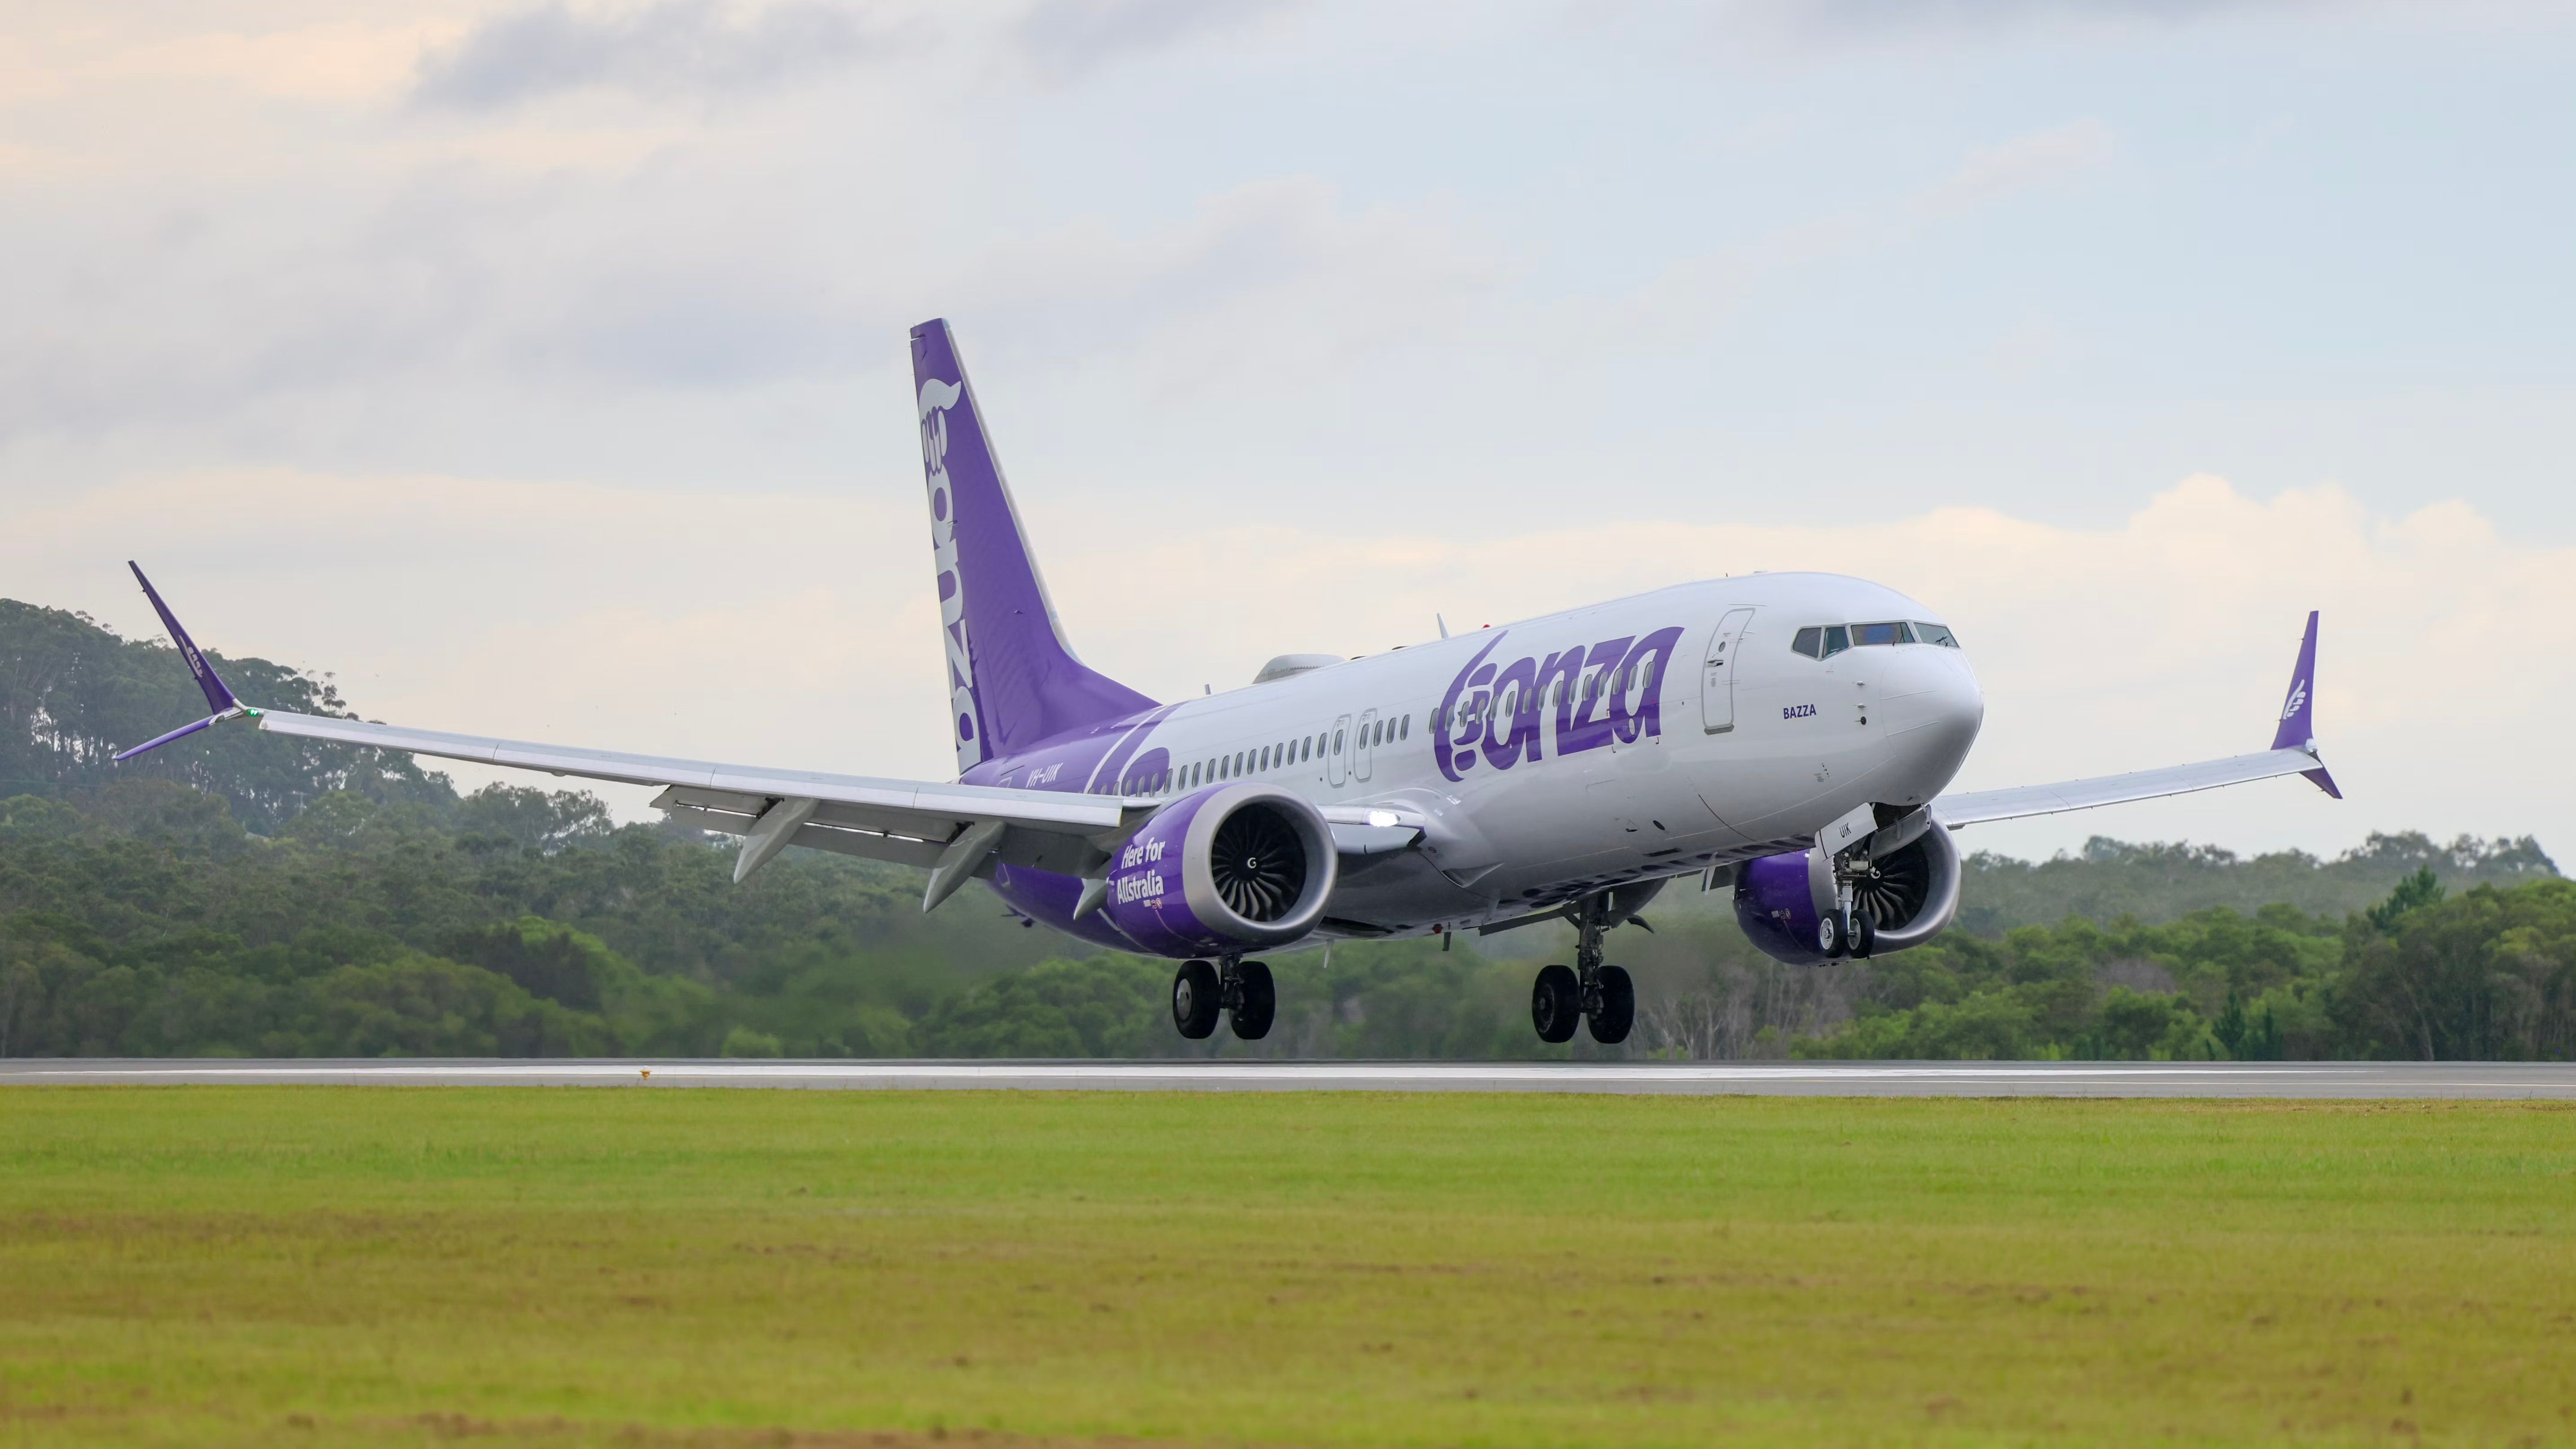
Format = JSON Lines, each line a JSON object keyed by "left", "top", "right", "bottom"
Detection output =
{"left": 129, "top": 562, "right": 239, "bottom": 715}
{"left": 113, "top": 713, "right": 224, "bottom": 763}
{"left": 114, "top": 563, "right": 251, "bottom": 763}
{"left": 2266, "top": 610, "right": 2340, "bottom": 799}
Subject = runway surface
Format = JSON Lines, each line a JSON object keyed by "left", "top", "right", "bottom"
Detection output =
{"left": 5, "top": 1059, "right": 2574, "bottom": 1098}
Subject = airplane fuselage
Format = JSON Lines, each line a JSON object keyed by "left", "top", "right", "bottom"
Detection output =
{"left": 967, "top": 571, "right": 1985, "bottom": 948}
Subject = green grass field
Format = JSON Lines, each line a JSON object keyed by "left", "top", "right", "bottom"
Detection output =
{"left": 3, "top": 1089, "right": 2572, "bottom": 1448}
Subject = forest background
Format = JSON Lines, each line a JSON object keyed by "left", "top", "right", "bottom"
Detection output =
{"left": 4, "top": 598, "right": 2567, "bottom": 1061}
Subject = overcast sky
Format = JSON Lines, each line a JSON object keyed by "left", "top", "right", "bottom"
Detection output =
{"left": 5, "top": 0, "right": 2572, "bottom": 863}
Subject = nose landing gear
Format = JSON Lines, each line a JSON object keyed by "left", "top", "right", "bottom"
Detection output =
{"left": 1171, "top": 958, "right": 1276, "bottom": 1041}
{"left": 1527, "top": 895, "right": 1637, "bottom": 1045}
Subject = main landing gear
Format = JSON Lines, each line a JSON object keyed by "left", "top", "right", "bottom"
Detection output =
{"left": 1171, "top": 958, "right": 1275, "bottom": 1041}
{"left": 1530, "top": 896, "right": 1635, "bottom": 1045}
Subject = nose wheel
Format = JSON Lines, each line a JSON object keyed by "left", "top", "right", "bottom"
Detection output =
{"left": 1817, "top": 904, "right": 1879, "bottom": 962}
{"left": 1171, "top": 958, "right": 1276, "bottom": 1041}
{"left": 1527, "top": 895, "right": 1636, "bottom": 1045}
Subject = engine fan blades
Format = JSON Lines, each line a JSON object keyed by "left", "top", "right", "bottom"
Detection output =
{"left": 1850, "top": 842, "right": 1932, "bottom": 928}
{"left": 1209, "top": 807, "right": 1307, "bottom": 923}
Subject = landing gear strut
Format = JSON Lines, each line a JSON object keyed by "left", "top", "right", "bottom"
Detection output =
{"left": 1529, "top": 895, "right": 1635, "bottom": 1045}
{"left": 1819, "top": 863, "right": 1879, "bottom": 962}
{"left": 1171, "top": 958, "right": 1276, "bottom": 1041}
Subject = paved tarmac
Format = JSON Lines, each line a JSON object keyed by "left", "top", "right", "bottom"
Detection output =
{"left": 4, "top": 1059, "right": 2573, "bottom": 1098}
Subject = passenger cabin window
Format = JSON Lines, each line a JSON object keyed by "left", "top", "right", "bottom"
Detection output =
{"left": 1916, "top": 622, "right": 1960, "bottom": 648}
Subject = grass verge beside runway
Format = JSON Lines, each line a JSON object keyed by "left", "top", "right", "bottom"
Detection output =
{"left": 3, "top": 1089, "right": 2572, "bottom": 1448}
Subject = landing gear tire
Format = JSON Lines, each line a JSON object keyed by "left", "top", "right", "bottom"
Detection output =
{"left": 1532, "top": 964, "right": 1581, "bottom": 1044}
{"left": 1587, "top": 965, "right": 1634, "bottom": 1045}
{"left": 1816, "top": 913, "right": 1844, "bottom": 959}
{"left": 1230, "top": 960, "right": 1276, "bottom": 1041}
{"left": 1172, "top": 959, "right": 1221, "bottom": 1040}
{"left": 1849, "top": 911, "right": 1877, "bottom": 961}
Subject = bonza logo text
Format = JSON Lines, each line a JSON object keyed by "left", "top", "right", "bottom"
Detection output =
{"left": 1434, "top": 626, "right": 1687, "bottom": 785}
{"left": 919, "top": 375, "right": 982, "bottom": 770}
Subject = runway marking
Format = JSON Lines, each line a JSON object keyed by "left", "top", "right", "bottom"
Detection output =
{"left": 6, "top": 1061, "right": 2573, "bottom": 1098}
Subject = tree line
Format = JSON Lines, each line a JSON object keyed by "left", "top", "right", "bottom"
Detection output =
{"left": 2, "top": 596, "right": 2566, "bottom": 1061}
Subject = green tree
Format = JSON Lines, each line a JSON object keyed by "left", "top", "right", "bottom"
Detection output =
{"left": 2334, "top": 881, "right": 2576, "bottom": 1060}
{"left": 2365, "top": 865, "right": 2445, "bottom": 934}
{"left": 915, "top": 957, "right": 1168, "bottom": 1057}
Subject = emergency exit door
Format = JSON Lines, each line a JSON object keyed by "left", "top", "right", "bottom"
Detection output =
{"left": 1701, "top": 608, "right": 1755, "bottom": 733}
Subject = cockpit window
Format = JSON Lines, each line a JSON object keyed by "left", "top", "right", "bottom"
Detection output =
{"left": 1792, "top": 625, "right": 1856, "bottom": 659}
{"left": 1801, "top": 620, "right": 1955, "bottom": 654}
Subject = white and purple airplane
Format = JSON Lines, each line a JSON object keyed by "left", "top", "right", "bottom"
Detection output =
{"left": 120, "top": 319, "right": 2338, "bottom": 1046}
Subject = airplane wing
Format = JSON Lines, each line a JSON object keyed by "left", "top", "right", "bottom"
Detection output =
{"left": 111, "top": 564, "right": 1149, "bottom": 909}
{"left": 1933, "top": 610, "right": 2339, "bottom": 829}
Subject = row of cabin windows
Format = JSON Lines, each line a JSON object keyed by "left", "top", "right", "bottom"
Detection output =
{"left": 1119, "top": 713, "right": 1415, "bottom": 795}
{"left": 1439, "top": 662, "right": 1648, "bottom": 729}
{"left": 1789, "top": 620, "right": 1960, "bottom": 660}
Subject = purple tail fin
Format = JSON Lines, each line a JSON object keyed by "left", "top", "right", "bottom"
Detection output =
{"left": 2268, "top": 610, "right": 2341, "bottom": 799}
{"left": 911, "top": 320, "right": 1156, "bottom": 772}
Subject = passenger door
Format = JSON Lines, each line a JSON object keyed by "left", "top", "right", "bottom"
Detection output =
{"left": 1327, "top": 712, "right": 1352, "bottom": 787}
{"left": 1352, "top": 707, "right": 1378, "bottom": 782}
{"left": 1702, "top": 608, "right": 1756, "bottom": 734}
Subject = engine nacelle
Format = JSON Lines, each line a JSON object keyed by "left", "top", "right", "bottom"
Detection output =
{"left": 1733, "top": 822, "right": 1963, "bottom": 966}
{"left": 1102, "top": 783, "right": 1337, "bottom": 956}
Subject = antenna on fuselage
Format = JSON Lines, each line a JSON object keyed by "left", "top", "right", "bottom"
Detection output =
{"left": 1436, "top": 613, "right": 1449, "bottom": 639}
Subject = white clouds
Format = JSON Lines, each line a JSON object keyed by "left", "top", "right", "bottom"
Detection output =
{"left": 1923, "top": 117, "right": 2116, "bottom": 214}
{"left": 1015, "top": 0, "right": 1300, "bottom": 77}
{"left": 0, "top": 16, "right": 463, "bottom": 106}
{"left": 412, "top": 1, "right": 916, "bottom": 108}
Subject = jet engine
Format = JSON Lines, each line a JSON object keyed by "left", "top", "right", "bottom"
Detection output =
{"left": 1733, "top": 821, "right": 1962, "bottom": 966}
{"left": 1101, "top": 783, "right": 1337, "bottom": 956}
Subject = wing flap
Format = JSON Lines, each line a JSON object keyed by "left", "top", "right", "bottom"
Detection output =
{"left": 657, "top": 800, "right": 955, "bottom": 870}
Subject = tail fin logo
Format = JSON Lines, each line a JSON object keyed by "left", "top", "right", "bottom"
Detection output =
{"left": 2281, "top": 679, "right": 2307, "bottom": 721}
{"left": 920, "top": 376, "right": 983, "bottom": 770}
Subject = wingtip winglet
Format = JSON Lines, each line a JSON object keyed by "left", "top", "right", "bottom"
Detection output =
{"left": 2266, "top": 610, "right": 2338, "bottom": 798}
{"left": 115, "top": 563, "right": 247, "bottom": 763}
{"left": 127, "top": 562, "right": 239, "bottom": 716}
{"left": 2267, "top": 609, "right": 2320, "bottom": 755}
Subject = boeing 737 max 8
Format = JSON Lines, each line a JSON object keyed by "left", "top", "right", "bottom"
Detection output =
{"left": 119, "top": 318, "right": 2339, "bottom": 1045}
